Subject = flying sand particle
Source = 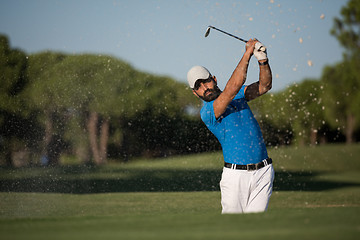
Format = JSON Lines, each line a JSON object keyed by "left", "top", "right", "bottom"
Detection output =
{"left": 307, "top": 60, "right": 313, "bottom": 67}
{"left": 320, "top": 14, "right": 325, "bottom": 19}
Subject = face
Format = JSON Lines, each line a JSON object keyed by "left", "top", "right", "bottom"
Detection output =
{"left": 192, "top": 77, "right": 221, "bottom": 102}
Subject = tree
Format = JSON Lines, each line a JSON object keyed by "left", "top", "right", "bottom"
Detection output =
{"left": 0, "top": 34, "right": 32, "bottom": 166}
{"left": 250, "top": 79, "right": 328, "bottom": 146}
{"left": 44, "top": 54, "right": 199, "bottom": 164}
{"left": 249, "top": 89, "right": 294, "bottom": 146}
{"left": 324, "top": 0, "right": 360, "bottom": 143}
{"left": 25, "top": 51, "right": 68, "bottom": 165}
{"left": 118, "top": 72, "right": 200, "bottom": 158}
{"left": 321, "top": 61, "right": 360, "bottom": 143}
{"left": 40, "top": 54, "right": 139, "bottom": 165}
{"left": 25, "top": 51, "right": 200, "bottom": 165}
{"left": 331, "top": 0, "right": 360, "bottom": 60}
{"left": 283, "top": 80, "right": 326, "bottom": 145}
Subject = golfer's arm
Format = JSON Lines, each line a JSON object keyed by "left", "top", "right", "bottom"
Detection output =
{"left": 213, "top": 51, "right": 252, "bottom": 119}
{"left": 245, "top": 60, "right": 272, "bottom": 101}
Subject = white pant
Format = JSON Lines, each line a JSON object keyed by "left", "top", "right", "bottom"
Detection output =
{"left": 220, "top": 164, "right": 275, "bottom": 214}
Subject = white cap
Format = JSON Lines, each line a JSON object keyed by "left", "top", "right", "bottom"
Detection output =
{"left": 187, "top": 66, "right": 211, "bottom": 88}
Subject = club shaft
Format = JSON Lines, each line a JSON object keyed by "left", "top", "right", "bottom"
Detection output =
{"left": 210, "top": 26, "right": 247, "bottom": 43}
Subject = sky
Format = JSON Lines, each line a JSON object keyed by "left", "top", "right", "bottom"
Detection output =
{"left": 0, "top": 0, "right": 347, "bottom": 92}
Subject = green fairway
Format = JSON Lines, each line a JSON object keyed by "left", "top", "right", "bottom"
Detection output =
{"left": 1, "top": 144, "right": 359, "bottom": 239}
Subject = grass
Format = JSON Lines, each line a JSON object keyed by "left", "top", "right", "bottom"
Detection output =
{"left": 0, "top": 144, "right": 359, "bottom": 240}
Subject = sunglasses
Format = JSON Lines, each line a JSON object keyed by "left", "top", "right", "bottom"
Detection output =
{"left": 193, "top": 77, "right": 213, "bottom": 91}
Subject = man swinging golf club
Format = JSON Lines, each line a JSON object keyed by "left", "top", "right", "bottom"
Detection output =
{"left": 187, "top": 38, "right": 274, "bottom": 214}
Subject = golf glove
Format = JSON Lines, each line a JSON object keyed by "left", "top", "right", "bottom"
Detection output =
{"left": 254, "top": 42, "right": 267, "bottom": 61}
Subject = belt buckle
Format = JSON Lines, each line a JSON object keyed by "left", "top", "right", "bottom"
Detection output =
{"left": 246, "top": 164, "right": 256, "bottom": 171}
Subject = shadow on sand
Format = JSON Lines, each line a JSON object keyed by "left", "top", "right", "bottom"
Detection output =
{"left": 1, "top": 166, "right": 359, "bottom": 194}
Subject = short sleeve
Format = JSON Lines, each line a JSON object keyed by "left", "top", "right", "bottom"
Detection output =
{"left": 234, "top": 85, "right": 247, "bottom": 100}
{"left": 200, "top": 85, "right": 247, "bottom": 127}
{"left": 200, "top": 101, "right": 218, "bottom": 128}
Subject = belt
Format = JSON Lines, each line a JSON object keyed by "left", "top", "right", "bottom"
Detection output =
{"left": 224, "top": 158, "right": 272, "bottom": 171}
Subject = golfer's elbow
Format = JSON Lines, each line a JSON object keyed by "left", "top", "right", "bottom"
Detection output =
{"left": 260, "top": 81, "right": 272, "bottom": 95}
{"left": 265, "top": 82, "right": 272, "bottom": 92}
{"left": 260, "top": 66, "right": 272, "bottom": 94}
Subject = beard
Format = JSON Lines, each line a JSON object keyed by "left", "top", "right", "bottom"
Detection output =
{"left": 199, "top": 86, "right": 222, "bottom": 102}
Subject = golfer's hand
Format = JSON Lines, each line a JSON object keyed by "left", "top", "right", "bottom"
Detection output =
{"left": 245, "top": 38, "right": 257, "bottom": 55}
{"left": 254, "top": 41, "right": 268, "bottom": 61}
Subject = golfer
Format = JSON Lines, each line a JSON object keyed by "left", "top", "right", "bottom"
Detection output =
{"left": 187, "top": 39, "right": 274, "bottom": 213}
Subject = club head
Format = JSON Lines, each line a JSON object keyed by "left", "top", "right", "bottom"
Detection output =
{"left": 204, "top": 27, "right": 211, "bottom": 37}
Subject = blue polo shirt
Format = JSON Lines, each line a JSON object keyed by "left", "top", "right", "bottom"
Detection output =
{"left": 200, "top": 85, "right": 268, "bottom": 165}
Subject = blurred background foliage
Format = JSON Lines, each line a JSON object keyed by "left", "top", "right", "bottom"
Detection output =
{"left": 1, "top": 0, "right": 359, "bottom": 167}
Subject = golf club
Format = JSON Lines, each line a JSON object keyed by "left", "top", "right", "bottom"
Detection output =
{"left": 205, "top": 25, "right": 248, "bottom": 43}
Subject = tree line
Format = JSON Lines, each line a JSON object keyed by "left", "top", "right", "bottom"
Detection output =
{"left": 1, "top": 0, "right": 359, "bottom": 167}
{"left": 1, "top": 36, "right": 219, "bottom": 166}
{"left": 252, "top": 0, "right": 360, "bottom": 146}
